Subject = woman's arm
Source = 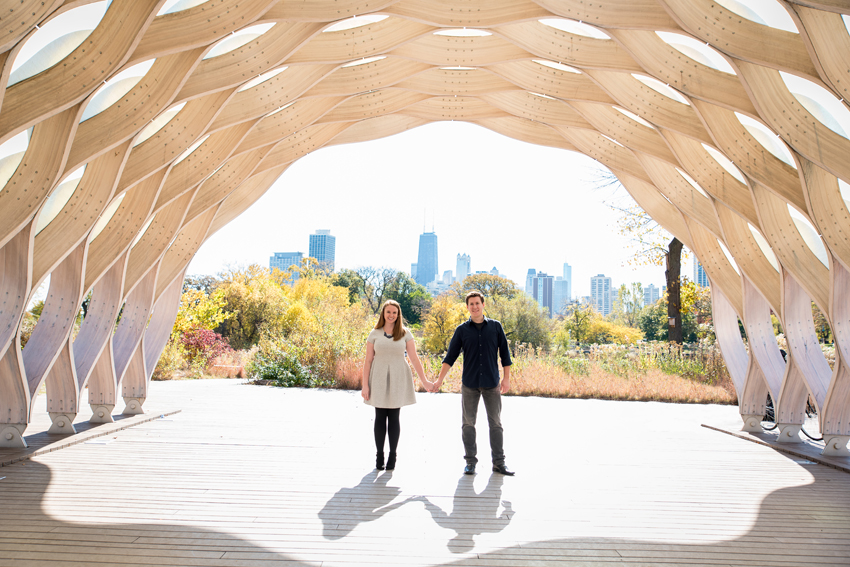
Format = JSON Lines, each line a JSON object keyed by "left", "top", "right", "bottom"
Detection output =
{"left": 406, "top": 339, "right": 433, "bottom": 391}
{"left": 362, "top": 341, "right": 375, "bottom": 400}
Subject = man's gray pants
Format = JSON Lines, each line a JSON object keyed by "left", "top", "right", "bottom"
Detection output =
{"left": 461, "top": 384, "right": 504, "bottom": 466}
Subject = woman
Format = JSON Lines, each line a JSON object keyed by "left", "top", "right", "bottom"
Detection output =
{"left": 362, "top": 300, "right": 431, "bottom": 470}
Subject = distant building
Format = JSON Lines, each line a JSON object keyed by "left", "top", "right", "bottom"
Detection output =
{"left": 694, "top": 261, "right": 709, "bottom": 287}
{"left": 591, "top": 274, "right": 612, "bottom": 315}
{"left": 490, "top": 267, "right": 499, "bottom": 276}
{"left": 442, "top": 270, "right": 453, "bottom": 285}
{"left": 270, "top": 252, "right": 303, "bottom": 284}
{"left": 411, "top": 263, "right": 417, "bottom": 279}
{"left": 562, "top": 263, "right": 572, "bottom": 302}
{"left": 644, "top": 284, "right": 660, "bottom": 306}
{"left": 530, "top": 271, "right": 554, "bottom": 317}
{"left": 308, "top": 229, "right": 336, "bottom": 271}
{"left": 416, "top": 231, "right": 438, "bottom": 285}
{"left": 456, "top": 253, "right": 471, "bottom": 283}
{"left": 553, "top": 276, "right": 570, "bottom": 316}
{"left": 525, "top": 269, "right": 537, "bottom": 295}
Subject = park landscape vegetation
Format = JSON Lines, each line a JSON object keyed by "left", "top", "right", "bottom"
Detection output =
{"left": 107, "top": 259, "right": 740, "bottom": 405}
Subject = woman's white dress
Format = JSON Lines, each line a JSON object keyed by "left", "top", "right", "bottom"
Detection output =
{"left": 365, "top": 328, "right": 416, "bottom": 408}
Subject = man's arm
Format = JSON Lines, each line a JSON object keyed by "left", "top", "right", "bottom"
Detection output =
{"left": 500, "top": 365, "right": 510, "bottom": 394}
{"left": 497, "top": 322, "right": 512, "bottom": 394}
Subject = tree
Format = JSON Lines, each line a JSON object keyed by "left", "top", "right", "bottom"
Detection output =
{"left": 383, "top": 272, "right": 431, "bottom": 325}
{"left": 452, "top": 273, "right": 519, "bottom": 305}
{"left": 565, "top": 303, "right": 593, "bottom": 345}
{"left": 608, "top": 199, "right": 688, "bottom": 344}
{"left": 182, "top": 274, "right": 218, "bottom": 295}
{"left": 355, "top": 266, "right": 397, "bottom": 314}
{"left": 487, "top": 294, "right": 552, "bottom": 351}
{"left": 614, "top": 282, "right": 644, "bottom": 328}
{"left": 215, "top": 264, "right": 291, "bottom": 349}
{"left": 332, "top": 268, "right": 366, "bottom": 304}
{"left": 422, "top": 294, "right": 467, "bottom": 353}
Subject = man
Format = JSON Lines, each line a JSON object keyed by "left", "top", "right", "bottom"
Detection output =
{"left": 432, "top": 291, "right": 514, "bottom": 476}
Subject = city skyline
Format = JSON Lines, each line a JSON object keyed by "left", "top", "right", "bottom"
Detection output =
{"left": 188, "top": 122, "right": 699, "bottom": 297}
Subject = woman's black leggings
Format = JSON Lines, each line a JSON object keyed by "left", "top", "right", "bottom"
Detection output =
{"left": 374, "top": 408, "right": 400, "bottom": 454}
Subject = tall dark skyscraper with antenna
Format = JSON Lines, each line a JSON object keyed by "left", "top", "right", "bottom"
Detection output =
{"left": 416, "top": 231, "right": 438, "bottom": 286}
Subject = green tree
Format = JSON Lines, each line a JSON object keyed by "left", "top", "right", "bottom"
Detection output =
{"left": 383, "top": 272, "right": 431, "bottom": 325}
{"left": 614, "top": 282, "right": 644, "bottom": 328}
{"left": 487, "top": 293, "right": 551, "bottom": 351}
{"left": 565, "top": 303, "right": 593, "bottom": 345}
{"left": 332, "top": 268, "right": 366, "bottom": 304}
{"left": 452, "top": 273, "right": 519, "bottom": 305}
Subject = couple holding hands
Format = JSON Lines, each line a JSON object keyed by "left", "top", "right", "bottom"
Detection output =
{"left": 361, "top": 291, "right": 514, "bottom": 476}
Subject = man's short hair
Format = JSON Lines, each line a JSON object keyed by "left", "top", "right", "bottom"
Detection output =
{"left": 465, "top": 290, "right": 485, "bottom": 305}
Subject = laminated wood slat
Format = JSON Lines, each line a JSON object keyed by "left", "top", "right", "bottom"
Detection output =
{"left": 0, "top": 0, "right": 157, "bottom": 142}
{"left": 0, "top": 106, "right": 79, "bottom": 250}
{"left": 610, "top": 29, "right": 757, "bottom": 116}
{"left": 663, "top": 129, "right": 760, "bottom": 227}
{"left": 74, "top": 253, "right": 127, "bottom": 394}
{"left": 84, "top": 171, "right": 165, "bottom": 293}
{"left": 386, "top": 32, "right": 532, "bottom": 68}
{"left": 473, "top": 116, "right": 578, "bottom": 152}
{"left": 586, "top": 69, "right": 713, "bottom": 145}
{"left": 779, "top": 268, "right": 829, "bottom": 420}
{"left": 22, "top": 243, "right": 85, "bottom": 399}
{"left": 112, "top": 267, "right": 156, "bottom": 386}
{"left": 488, "top": 61, "right": 617, "bottom": 104}
{"left": 573, "top": 102, "right": 677, "bottom": 164}
{"left": 234, "top": 97, "right": 347, "bottom": 155}
{"left": 532, "top": 0, "right": 680, "bottom": 31}
{"left": 287, "top": 18, "right": 434, "bottom": 64}
{"left": 65, "top": 49, "right": 205, "bottom": 173}
{"left": 176, "top": 22, "right": 324, "bottom": 101}
{"left": 129, "top": 0, "right": 278, "bottom": 63}
{"left": 692, "top": 100, "right": 805, "bottom": 212}
{"left": 209, "top": 64, "right": 337, "bottom": 131}
{"left": 326, "top": 115, "right": 429, "bottom": 147}
{"left": 660, "top": 0, "right": 819, "bottom": 79}
{"left": 117, "top": 90, "right": 235, "bottom": 194}
{"left": 752, "top": 182, "right": 829, "bottom": 313}
{"left": 383, "top": 0, "right": 550, "bottom": 27}
{"left": 0, "top": 0, "right": 64, "bottom": 54}
{"left": 32, "top": 141, "right": 131, "bottom": 286}
{"left": 398, "top": 96, "right": 510, "bottom": 122}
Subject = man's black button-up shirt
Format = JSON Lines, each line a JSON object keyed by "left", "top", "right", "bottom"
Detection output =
{"left": 442, "top": 317, "right": 512, "bottom": 389}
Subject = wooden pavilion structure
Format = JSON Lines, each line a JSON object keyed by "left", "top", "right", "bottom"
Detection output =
{"left": 0, "top": 0, "right": 850, "bottom": 457}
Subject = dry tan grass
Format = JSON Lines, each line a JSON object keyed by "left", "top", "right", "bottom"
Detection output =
{"left": 332, "top": 352, "right": 737, "bottom": 405}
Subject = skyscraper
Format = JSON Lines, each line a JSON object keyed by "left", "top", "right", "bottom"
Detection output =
{"left": 644, "top": 283, "right": 660, "bottom": 306}
{"left": 525, "top": 269, "right": 537, "bottom": 295}
{"left": 456, "top": 253, "right": 471, "bottom": 283}
{"left": 529, "top": 271, "right": 554, "bottom": 317}
{"left": 563, "top": 263, "right": 572, "bottom": 301}
{"left": 308, "top": 229, "right": 336, "bottom": 271}
{"left": 270, "top": 252, "right": 303, "bottom": 283}
{"left": 590, "top": 274, "right": 612, "bottom": 315}
{"left": 694, "top": 261, "right": 709, "bottom": 287}
{"left": 553, "top": 277, "right": 570, "bottom": 316}
{"left": 416, "top": 231, "right": 438, "bottom": 285}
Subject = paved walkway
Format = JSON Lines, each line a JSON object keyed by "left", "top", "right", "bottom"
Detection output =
{"left": 0, "top": 380, "right": 848, "bottom": 566}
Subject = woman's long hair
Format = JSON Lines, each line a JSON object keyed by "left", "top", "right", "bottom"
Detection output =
{"left": 375, "top": 299, "right": 406, "bottom": 340}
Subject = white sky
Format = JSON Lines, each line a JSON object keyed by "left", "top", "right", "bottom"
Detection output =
{"left": 189, "top": 121, "right": 692, "bottom": 298}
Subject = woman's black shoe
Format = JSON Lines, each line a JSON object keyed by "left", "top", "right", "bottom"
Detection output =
{"left": 376, "top": 452, "right": 385, "bottom": 470}
{"left": 386, "top": 451, "right": 396, "bottom": 470}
